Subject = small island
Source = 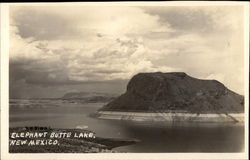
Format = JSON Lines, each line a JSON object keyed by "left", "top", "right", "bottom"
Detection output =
{"left": 96, "top": 72, "right": 244, "bottom": 123}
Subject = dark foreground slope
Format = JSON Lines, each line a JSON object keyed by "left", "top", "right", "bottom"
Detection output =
{"left": 9, "top": 127, "right": 138, "bottom": 153}
{"left": 100, "top": 72, "right": 244, "bottom": 113}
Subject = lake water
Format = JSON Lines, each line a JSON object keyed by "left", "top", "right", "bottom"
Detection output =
{"left": 9, "top": 99, "right": 245, "bottom": 153}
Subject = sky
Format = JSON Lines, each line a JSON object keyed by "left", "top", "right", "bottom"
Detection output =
{"left": 9, "top": 5, "right": 245, "bottom": 98}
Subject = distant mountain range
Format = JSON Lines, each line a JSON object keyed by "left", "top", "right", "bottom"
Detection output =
{"left": 100, "top": 72, "right": 244, "bottom": 113}
{"left": 61, "top": 92, "right": 118, "bottom": 103}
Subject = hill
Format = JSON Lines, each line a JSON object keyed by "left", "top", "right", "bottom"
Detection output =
{"left": 100, "top": 72, "right": 244, "bottom": 113}
{"left": 61, "top": 92, "right": 117, "bottom": 103}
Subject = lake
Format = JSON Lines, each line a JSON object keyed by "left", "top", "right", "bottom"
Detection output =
{"left": 9, "top": 99, "right": 245, "bottom": 153}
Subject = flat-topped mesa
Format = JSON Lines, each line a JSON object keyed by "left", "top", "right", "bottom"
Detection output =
{"left": 100, "top": 72, "right": 244, "bottom": 113}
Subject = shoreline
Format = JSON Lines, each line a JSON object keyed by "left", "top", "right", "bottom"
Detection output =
{"left": 96, "top": 111, "right": 244, "bottom": 123}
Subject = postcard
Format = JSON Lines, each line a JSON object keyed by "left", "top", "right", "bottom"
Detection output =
{"left": 1, "top": 1, "right": 249, "bottom": 160}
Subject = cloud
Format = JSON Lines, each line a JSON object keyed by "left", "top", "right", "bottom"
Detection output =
{"left": 143, "top": 6, "right": 215, "bottom": 34}
{"left": 9, "top": 5, "right": 245, "bottom": 96}
{"left": 142, "top": 6, "right": 243, "bottom": 35}
{"left": 10, "top": 6, "right": 171, "bottom": 40}
{"left": 10, "top": 8, "right": 81, "bottom": 40}
{"left": 10, "top": 6, "right": 175, "bottom": 84}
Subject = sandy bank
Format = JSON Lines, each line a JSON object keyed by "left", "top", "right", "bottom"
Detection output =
{"left": 96, "top": 111, "right": 244, "bottom": 123}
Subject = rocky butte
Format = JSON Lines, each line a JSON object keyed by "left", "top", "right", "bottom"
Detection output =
{"left": 96, "top": 72, "right": 244, "bottom": 123}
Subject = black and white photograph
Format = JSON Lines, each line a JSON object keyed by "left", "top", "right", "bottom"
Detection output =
{"left": 0, "top": 2, "right": 249, "bottom": 160}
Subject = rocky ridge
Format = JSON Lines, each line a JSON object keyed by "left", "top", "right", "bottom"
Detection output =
{"left": 100, "top": 72, "right": 244, "bottom": 114}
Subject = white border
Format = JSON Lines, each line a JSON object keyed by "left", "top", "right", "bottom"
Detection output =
{"left": 1, "top": 2, "right": 249, "bottom": 160}
{"left": 1, "top": 3, "right": 10, "bottom": 160}
{"left": 243, "top": 1, "right": 249, "bottom": 156}
{"left": 2, "top": 1, "right": 250, "bottom": 6}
